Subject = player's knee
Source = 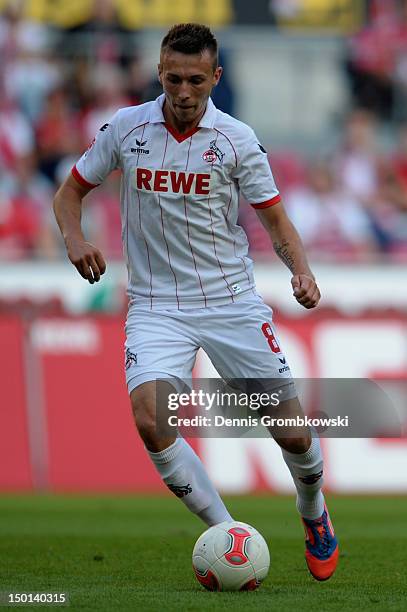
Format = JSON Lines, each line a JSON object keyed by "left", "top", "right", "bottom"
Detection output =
{"left": 277, "top": 436, "right": 311, "bottom": 454}
{"left": 130, "top": 382, "right": 178, "bottom": 451}
{"left": 133, "top": 409, "right": 156, "bottom": 442}
{"left": 130, "top": 385, "right": 158, "bottom": 444}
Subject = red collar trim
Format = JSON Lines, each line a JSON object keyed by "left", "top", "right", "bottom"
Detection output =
{"left": 164, "top": 122, "right": 201, "bottom": 143}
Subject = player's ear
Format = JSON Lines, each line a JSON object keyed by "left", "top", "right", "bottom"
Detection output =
{"left": 157, "top": 63, "right": 163, "bottom": 84}
{"left": 213, "top": 66, "right": 223, "bottom": 86}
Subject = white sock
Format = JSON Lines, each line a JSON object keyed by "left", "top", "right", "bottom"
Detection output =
{"left": 282, "top": 436, "right": 325, "bottom": 520}
{"left": 148, "top": 437, "right": 233, "bottom": 526}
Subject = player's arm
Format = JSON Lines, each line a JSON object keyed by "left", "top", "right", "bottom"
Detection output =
{"left": 53, "top": 174, "right": 106, "bottom": 284}
{"left": 255, "top": 202, "right": 320, "bottom": 309}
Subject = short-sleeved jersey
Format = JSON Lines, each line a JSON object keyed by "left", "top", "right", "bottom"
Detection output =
{"left": 73, "top": 94, "right": 280, "bottom": 309}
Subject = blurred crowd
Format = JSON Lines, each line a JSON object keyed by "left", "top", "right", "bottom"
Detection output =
{"left": 1, "top": 0, "right": 407, "bottom": 263}
{"left": 241, "top": 109, "right": 407, "bottom": 261}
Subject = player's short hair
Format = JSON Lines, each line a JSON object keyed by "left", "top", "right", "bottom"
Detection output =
{"left": 161, "top": 23, "right": 218, "bottom": 69}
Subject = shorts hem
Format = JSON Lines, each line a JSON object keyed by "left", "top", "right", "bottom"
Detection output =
{"left": 127, "top": 371, "right": 190, "bottom": 395}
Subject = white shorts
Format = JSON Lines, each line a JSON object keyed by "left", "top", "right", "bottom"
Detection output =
{"left": 124, "top": 293, "right": 296, "bottom": 400}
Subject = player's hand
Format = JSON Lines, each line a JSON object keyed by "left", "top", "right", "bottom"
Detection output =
{"left": 291, "top": 274, "right": 320, "bottom": 309}
{"left": 65, "top": 238, "right": 106, "bottom": 284}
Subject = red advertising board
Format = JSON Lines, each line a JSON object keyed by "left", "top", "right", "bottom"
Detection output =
{"left": 31, "top": 317, "right": 163, "bottom": 492}
{"left": 0, "top": 317, "right": 32, "bottom": 490}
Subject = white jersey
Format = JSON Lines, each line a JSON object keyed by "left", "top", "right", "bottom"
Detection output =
{"left": 73, "top": 94, "right": 281, "bottom": 309}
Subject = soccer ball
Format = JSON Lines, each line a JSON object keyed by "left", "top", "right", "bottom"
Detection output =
{"left": 192, "top": 520, "right": 270, "bottom": 591}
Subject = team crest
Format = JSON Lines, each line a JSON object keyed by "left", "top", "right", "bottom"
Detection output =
{"left": 202, "top": 140, "right": 225, "bottom": 165}
{"left": 202, "top": 149, "right": 217, "bottom": 164}
{"left": 125, "top": 349, "right": 137, "bottom": 370}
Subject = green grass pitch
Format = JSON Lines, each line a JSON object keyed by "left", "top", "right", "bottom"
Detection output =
{"left": 0, "top": 494, "right": 406, "bottom": 611}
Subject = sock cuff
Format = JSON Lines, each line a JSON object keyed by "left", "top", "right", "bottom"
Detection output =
{"left": 147, "top": 437, "right": 183, "bottom": 464}
{"left": 303, "top": 436, "right": 321, "bottom": 463}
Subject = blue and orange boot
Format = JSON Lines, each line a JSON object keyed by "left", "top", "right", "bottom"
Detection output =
{"left": 301, "top": 503, "right": 339, "bottom": 581}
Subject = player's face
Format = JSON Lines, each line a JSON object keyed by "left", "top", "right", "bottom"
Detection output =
{"left": 158, "top": 49, "right": 222, "bottom": 130}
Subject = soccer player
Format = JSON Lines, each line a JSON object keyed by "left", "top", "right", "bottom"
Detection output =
{"left": 53, "top": 23, "right": 338, "bottom": 581}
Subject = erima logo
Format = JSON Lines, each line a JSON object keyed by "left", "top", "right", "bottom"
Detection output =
{"left": 258, "top": 143, "right": 267, "bottom": 153}
{"left": 136, "top": 167, "right": 211, "bottom": 195}
{"left": 278, "top": 357, "right": 290, "bottom": 373}
{"left": 100, "top": 123, "right": 109, "bottom": 131}
{"left": 83, "top": 137, "right": 96, "bottom": 158}
{"left": 131, "top": 138, "right": 149, "bottom": 155}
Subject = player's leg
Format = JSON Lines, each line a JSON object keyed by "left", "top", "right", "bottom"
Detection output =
{"left": 200, "top": 295, "right": 338, "bottom": 579}
{"left": 125, "top": 306, "right": 232, "bottom": 526}
{"left": 263, "top": 396, "right": 323, "bottom": 520}
{"left": 270, "top": 405, "right": 338, "bottom": 580}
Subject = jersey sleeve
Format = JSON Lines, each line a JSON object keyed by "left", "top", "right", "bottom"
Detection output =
{"left": 232, "top": 128, "right": 281, "bottom": 209}
{"left": 72, "top": 111, "right": 121, "bottom": 188}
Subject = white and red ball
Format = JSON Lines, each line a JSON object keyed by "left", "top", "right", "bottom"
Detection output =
{"left": 192, "top": 521, "right": 270, "bottom": 592}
